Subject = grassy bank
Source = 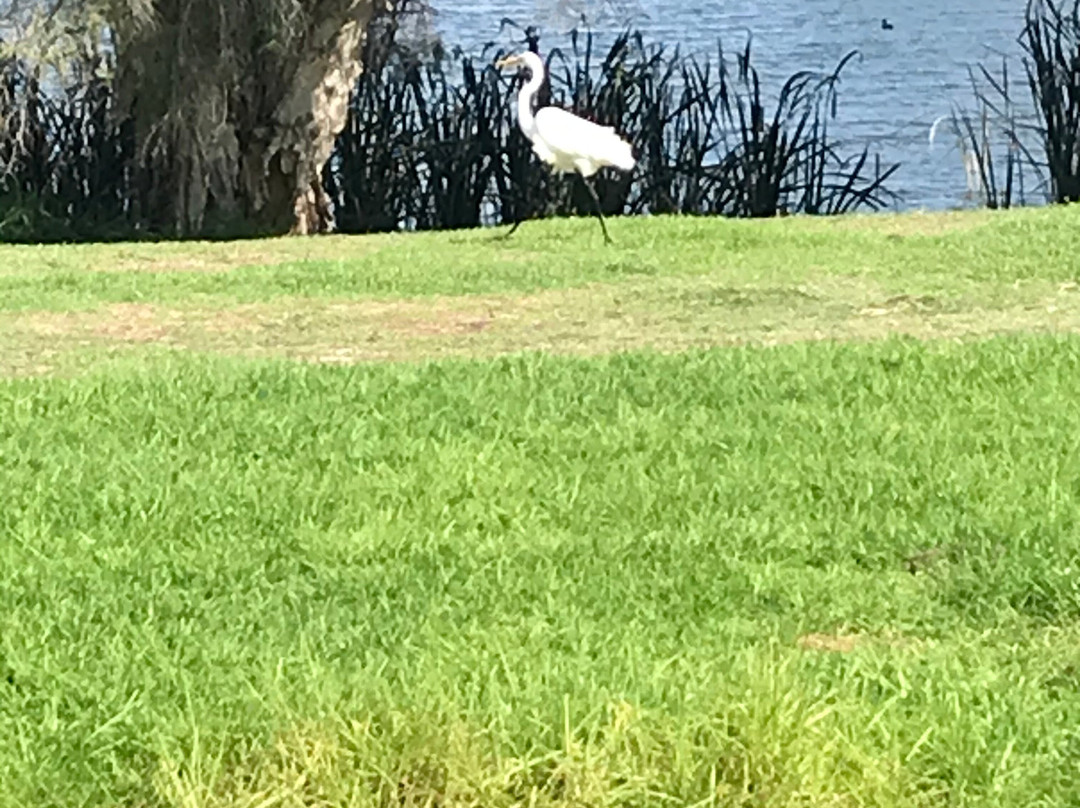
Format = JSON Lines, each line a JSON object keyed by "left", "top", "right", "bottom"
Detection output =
{"left": 3, "top": 207, "right": 1080, "bottom": 377}
{"left": 2, "top": 209, "right": 1080, "bottom": 806}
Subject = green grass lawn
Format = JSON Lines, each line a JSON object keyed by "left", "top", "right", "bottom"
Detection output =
{"left": 4, "top": 207, "right": 1080, "bottom": 376}
{"left": 3, "top": 209, "right": 1080, "bottom": 806}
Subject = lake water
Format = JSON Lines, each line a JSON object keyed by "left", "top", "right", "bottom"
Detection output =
{"left": 430, "top": 0, "right": 1037, "bottom": 211}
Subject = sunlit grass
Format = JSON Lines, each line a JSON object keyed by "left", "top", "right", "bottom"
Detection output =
{"left": 3, "top": 208, "right": 1080, "bottom": 805}
{"left": 3, "top": 207, "right": 1080, "bottom": 378}
{"left": 3, "top": 336, "right": 1080, "bottom": 805}
{"left": 0, "top": 206, "right": 1079, "bottom": 314}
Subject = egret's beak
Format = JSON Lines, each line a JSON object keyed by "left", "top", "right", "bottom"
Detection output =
{"left": 495, "top": 55, "right": 520, "bottom": 70}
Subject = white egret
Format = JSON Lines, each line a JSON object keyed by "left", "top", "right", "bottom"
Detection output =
{"left": 495, "top": 50, "right": 636, "bottom": 244}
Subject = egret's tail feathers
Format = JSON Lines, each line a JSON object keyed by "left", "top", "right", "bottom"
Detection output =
{"left": 608, "top": 139, "right": 636, "bottom": 172}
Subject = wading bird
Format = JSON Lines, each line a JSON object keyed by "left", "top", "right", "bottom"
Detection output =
{"left": 495, "top": 50, "right": 635, "bottom": 244}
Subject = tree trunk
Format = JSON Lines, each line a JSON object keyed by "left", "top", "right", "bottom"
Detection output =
{"left": 249, "top": 9, "right": 375, "bottom": 235}
{"left": 113, "top": 0, "right": 383, "bottom": 237}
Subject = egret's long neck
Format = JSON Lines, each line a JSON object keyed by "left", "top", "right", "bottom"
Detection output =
{"left": 516, "top": 68, "right": 543, "bottom": 139}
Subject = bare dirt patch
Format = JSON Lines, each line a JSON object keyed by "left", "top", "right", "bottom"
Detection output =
{"left": 858, "top": 294, "right": 944, "bottom": 317}
{"left": 797, "top": 633, "right": 865, "bottom": 653}
{"left": 92, "top": 303, "right": 187, "bottom": 342}
{"left": 367, "top": 302, "right": 496, "bottom": 337}
{"left": 21, "top": 303, "right": 188, "bottom": 343}
{"left": 797, "top": 629, "right": 920, "bottom": 654}
{"left": 5, "top": 274, "right": 1080, "bottom": 374}
{"left": 97, "top": 234, "right": 386, "bottom": 274}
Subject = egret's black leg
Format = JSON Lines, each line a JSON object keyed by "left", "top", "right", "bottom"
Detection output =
{"left": 493, "top": 214, "right": 526, "bottom": 241}
{"left": 577, "top": 174, "right": 613, "bottom": 245}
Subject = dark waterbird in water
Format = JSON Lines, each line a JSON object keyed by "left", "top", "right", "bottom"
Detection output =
{"left": 881, "top": 18, "right": 894, "bottom": 30}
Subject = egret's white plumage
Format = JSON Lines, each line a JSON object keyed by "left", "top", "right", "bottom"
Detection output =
{"left": 496, "top": 50, "right": 635, "bottom": 242}
{"left": 530, "top": 107, "right": 636, "bottom": 175}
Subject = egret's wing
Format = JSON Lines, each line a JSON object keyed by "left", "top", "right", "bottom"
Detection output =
{"left": 534, "top": 107, "right": 635, "bottom": 172}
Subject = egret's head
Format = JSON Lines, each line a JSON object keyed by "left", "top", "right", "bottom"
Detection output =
{"left": 495, "top": 51, "right": 543, "bottom": 76}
